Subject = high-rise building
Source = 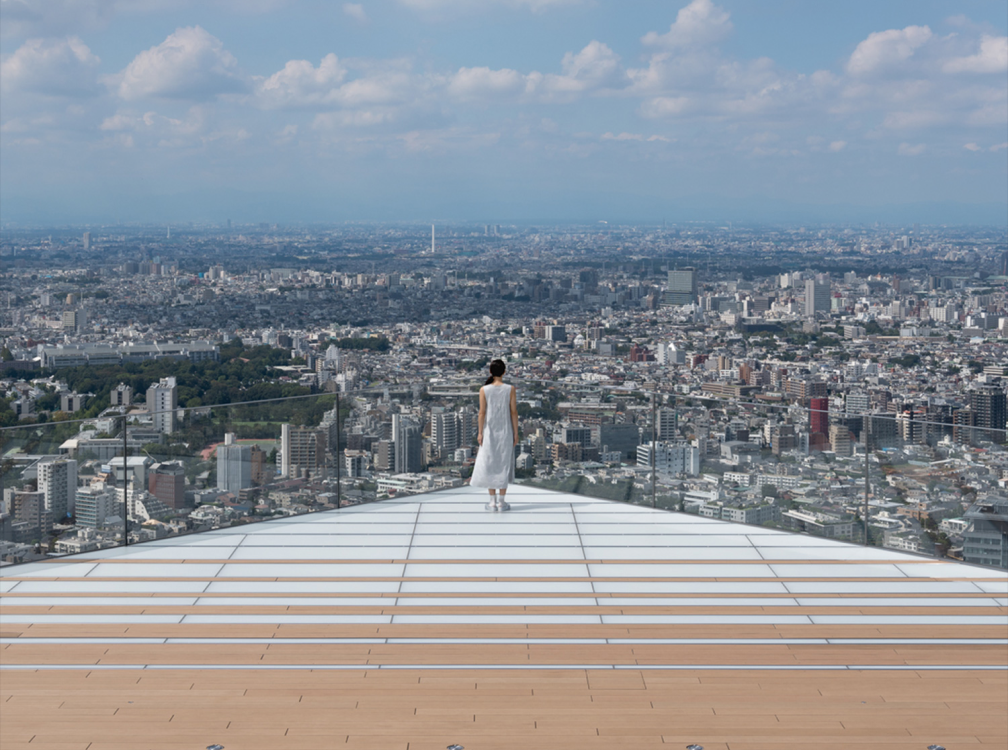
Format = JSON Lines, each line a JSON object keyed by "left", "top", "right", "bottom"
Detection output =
{"left": 250, "top": 445, "right": 268, "bottom": 485}
{"left": 810, "top": 397, "right": 829, "bottom": 438}
{"left": 11, "top": 490, "right": 51, "bottom": 536}
{"left": 393, "top": 415, "right": 422, "bottom": 473}
{"left": 281, "top": 424, "right": 327, "bottom": 479}
{"left": 147, "top": 377, "right": 178, "bottom": 434}
{"left": 374, "top": 440, "right": 394, "bottom": 471}
{"left": 431, "top": 411, "right": 460, "bottom": 453}
{"left": 665, "top": 268, "right": 697, "bottom": 306}
{"left": 968, "top": 385, "right": 1007, "bottom": 443}
{"left": 82, "top": 231, "right": 90, "bottom": 251}
{"left": 804, "top": 279, "right": 831, "bottom": 318}
{"left": 829, "top": 424, "right": 852, "bottom": 457}
{"left": 148, "top": 462, "right": 185, "bottom": 510}
{"left": 37, "top": 457, "right": 77, "bottom": 524}
{"left": 75, "top": 482, "right": 117, "bottom": 528}
{"left": 657, "top": 408, "right": 678, "bottom": 441}
{"left": 217, "top": 433, "right": 252, "bottom": 493}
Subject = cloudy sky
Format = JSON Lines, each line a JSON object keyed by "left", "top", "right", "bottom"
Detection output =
{"left": 1, "top": 0, "right": 1006, "bottom": 224}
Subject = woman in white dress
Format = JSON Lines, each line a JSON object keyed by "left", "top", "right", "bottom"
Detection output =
{"left": 469, "top": 359, "right": 519, "bottom": 510}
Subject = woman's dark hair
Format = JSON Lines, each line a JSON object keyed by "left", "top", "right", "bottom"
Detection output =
{"left": 484, "top": 359, "right": 506, "bottom": 385}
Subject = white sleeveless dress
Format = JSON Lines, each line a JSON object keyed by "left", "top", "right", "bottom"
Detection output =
{"left": 470, "top": 383, "right": 515, "bottom": 489}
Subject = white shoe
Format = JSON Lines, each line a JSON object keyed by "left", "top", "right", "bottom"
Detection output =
{"left": 485, "top": 501, "right": 497, "bottom": 511}
{"left": 496, "top": 501, "right": 510, "bottom": 512}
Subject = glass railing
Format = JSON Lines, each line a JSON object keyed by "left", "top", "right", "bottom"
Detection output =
{"left": 1, "top": 376, "right": 1004, "bottom": 568}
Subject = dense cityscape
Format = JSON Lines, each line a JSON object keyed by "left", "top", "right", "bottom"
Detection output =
{"left": 1, "top": 221, "right": 1006, "bottom": 569}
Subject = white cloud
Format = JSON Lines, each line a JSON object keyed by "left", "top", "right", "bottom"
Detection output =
{"left": 847, "top": 25, "right": 932, "bottom": 75}
{"left": 342, "top": 3, "right": 368, "bottom": 23}
{"left": 255, "top": 54, "right": 347, "bottom": 107}
{"left": 991, "top": 142, "right": 1008, "bottom": 152}
{"left": 600, "top": 132, "right": 671, "bottom": 143}
{"left": 397, "top": 0, "right": 579, "bottom": 13}
{"left": 639, "top": 96, "right": 692, "bottom": 118}
{"left": 897, "top": 142, "right": 926, "bottom": 156}
{"left": 448, "top": 66, "right": 525, "bottom": 99}
{"left": 642, "top": 0, "right": 732, "bottom": 48}
{"left": 113, "top": 26, "right": 248, "bottom": 100}
{"left": 963, "top": 142, "right": 981, "bottom": 151}
{"left": 943, "top": 35, "right": 1008, "bottom": 74}
{"left": 0, "top": 36, "right": 100, "bottom": 96}
{"left": 828, "top": 140, "right": 846, "bottom": 152}
{"left": 535, "top": 40, "right": 625, "bottom": 100}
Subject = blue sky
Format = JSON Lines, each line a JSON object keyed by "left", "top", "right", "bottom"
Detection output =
{"left": 1, "top": 0, "right": 1006, "bottom": 224}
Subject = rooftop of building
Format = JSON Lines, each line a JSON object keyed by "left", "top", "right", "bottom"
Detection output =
{"left": 1, "top": 484, "right": 1006, "bottom": 749}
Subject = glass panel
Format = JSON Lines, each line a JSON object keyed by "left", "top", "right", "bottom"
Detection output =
{"left": 1, "top": 361, "right": 1005, "bottom": 571}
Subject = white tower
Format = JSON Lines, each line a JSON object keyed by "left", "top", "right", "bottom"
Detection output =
{"left": 431, "top": 224, "right": 435, "bottom": 254}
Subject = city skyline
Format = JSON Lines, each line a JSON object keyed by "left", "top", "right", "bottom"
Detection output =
{"left": 1, "top": 0, "right": 1006, "bottom": 224}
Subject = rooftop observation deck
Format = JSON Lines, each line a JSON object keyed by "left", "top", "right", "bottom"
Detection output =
{"left": 2, "top": 485, "right": 1006, "bottom": 750}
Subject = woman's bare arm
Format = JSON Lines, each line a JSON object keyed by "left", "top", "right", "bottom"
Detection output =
{"left": 477, "top": 386, "right": 487, "bottom": 445}
{"left": 510, "top": 385, "right": 519, "bottom": 446}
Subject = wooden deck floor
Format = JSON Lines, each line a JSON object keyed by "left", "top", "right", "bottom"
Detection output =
{"left": 2, "top": 488, "right": 1006, "bottom": 749}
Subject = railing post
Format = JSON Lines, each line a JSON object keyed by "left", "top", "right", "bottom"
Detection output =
{"left": 864, "top": 415, "right": 870, "bottom": 546}
{"left": 335, "top": 392, "right": 341, "bottom": 510}
{"left": 651, "top": 390, "right": 657, "bottom": 509}
{"left": 122, "top": 414, "right": 128, "bottom": 547}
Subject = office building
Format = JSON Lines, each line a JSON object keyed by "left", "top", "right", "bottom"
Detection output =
{"left": 374, "top": 440, "right": 394, "bottom": 472}
{"left": 148, "top": 462, "right": 185, "bottom": 510}
{"left": 11, "top": 490, "right": 51, "bottom": 537}
{"left": 110, "top": 383, "right": 132, "bottom": 407}
{"left": 76, "top": 482, "right": 117, "bottom": 528}
{"left": 657, "top": 342, "right": 685, "bottom": 366}
{"left": 217, "top": 433, "right": 252, "bottom": 493}
{"left": 968, "top": 385, "right": 1007, "bottom": 443}
{"left": 656, "top": 408, "right": 678, "bottom": 440}
{"left": 962, "top": 499, "right": 1008, "bottom": 569}
{"left": 393, "top": 415, "right": 423, "bottom": 474}
{"left": 810, "top": 397, "right": 829, "bottom": 450}
{"left": 147, "top": 377, "right": 178, "bottom": 434}
{"left": 804, "top": 279, "right": 831, "bottom": 318}
{"left": 344, "top": 451, "right": 369, "bottom": 478}
{"left": 60, "top": 392, "right": 88, "bottom": 413}
{"left": 250, "top": 446, "right": 268, "bottom": 485}
{"left": 665, "top": 268, "right": 697, "bottom": 306}
{"left": 111, "top": 456, "right": 152, "bottom": 494}
{"left": 829, "top": 424, "right": 852, "bottom": 457}
{"left": 281, "top": 424, "right": 327, "bottom": 479}
{"left": 557, "top": 425, "right": 592, "bottom": 448}
{"left": 61, "top": 309, "right": 87, "bottom": 332}
{"left": 545, "top": 325, "right": 566, "bottom": 342}
{"left": 846, "top": 392, "right": 869, "bottom": 416}
{"left": 599, "top": 423, "right": 639, "bottom": 460}
{"left": 37, "top": 458, "right": 77, "bottom": 524}
{"left": 636, "top": 441, "right": 700, "bottom": 476}
{"left": 431, "top": 411, "right": 460, "bottom": 453}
